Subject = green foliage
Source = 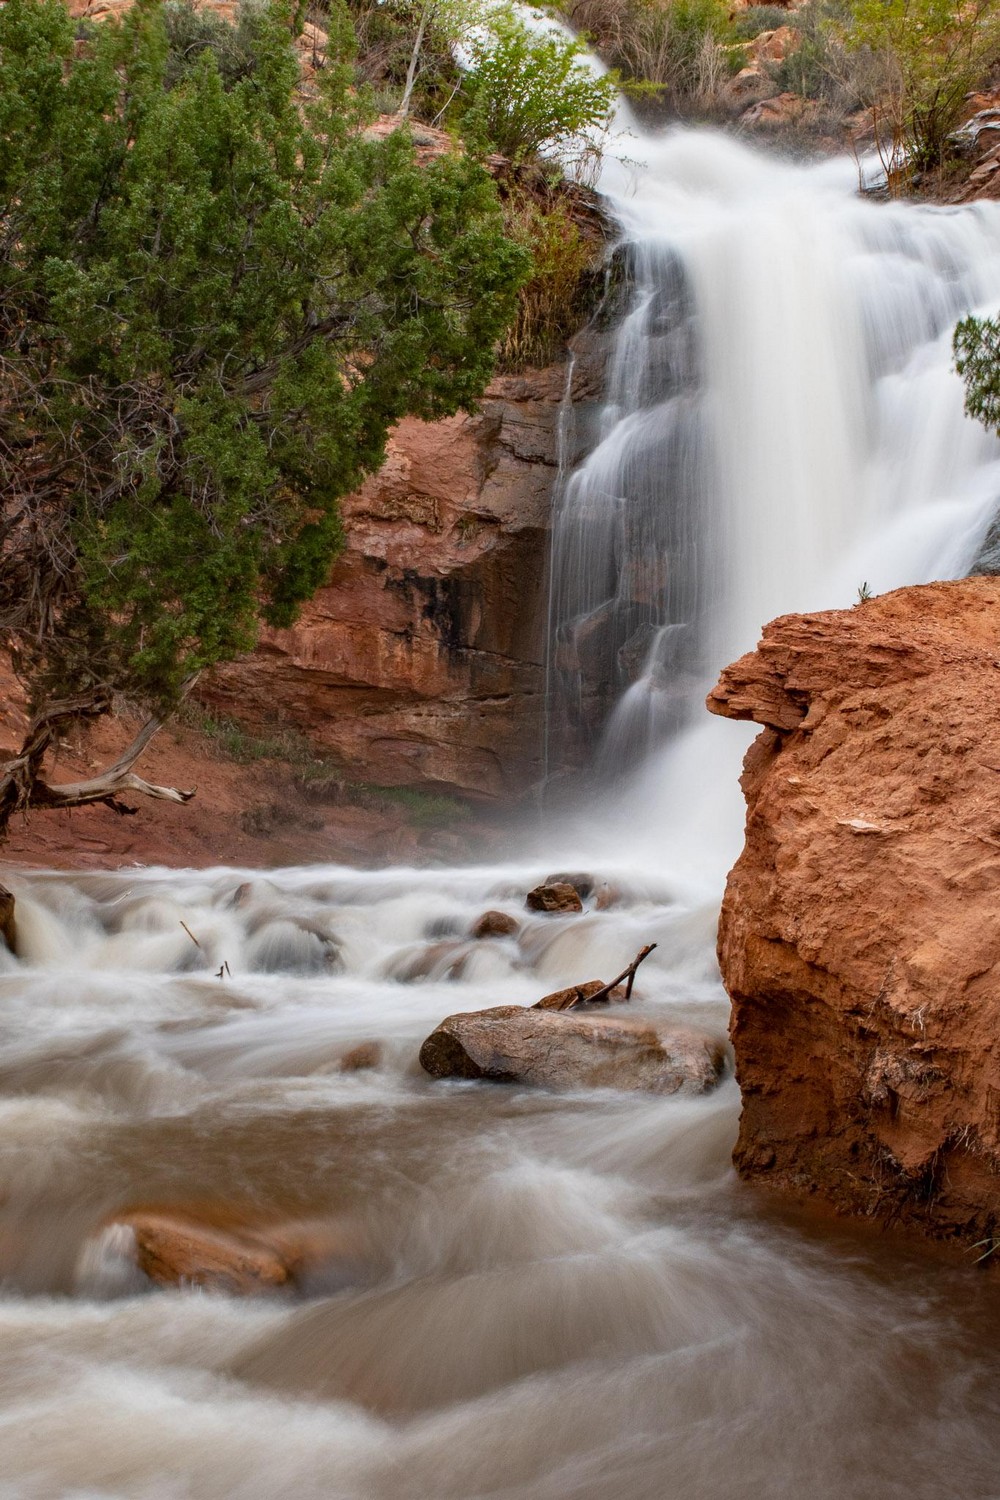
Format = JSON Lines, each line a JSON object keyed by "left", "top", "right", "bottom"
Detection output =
{"left": 182, "top": 705, "right": 318, "bottom": 763}
{"left": 0, "top": 0, "right": 527, "bottom": 715}
{"left": 559, "top": 0, "right": 741, "bottom": 117}
{"left": 161, "top": 0, "right": 266, "bottom": 87}
{"left": 341, "top": 0, "right": 462, "bottom": 117}
{"left": 955, "top": 315, "right": 1000, "bottom": 434}
{"left": 730, "top": 4, "right": 793, "bottom": 40}
{"left": 496, "top": 188, "right": 603, "bottom": 369}
{"left": 459, "top": 9, "right": 618, "bottom": 167}
{"left": 840, "top": 0, "right": 1000, "bottom": 172}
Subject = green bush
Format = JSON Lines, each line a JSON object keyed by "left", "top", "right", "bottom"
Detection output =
{"left": 731, "top": 4, "right": 794, "bottom": 40}
{"left": 161, "top": 0, "right": 263, "bottom": 87}
{"left": 841, "top": 0, "right": 1000, "bottom": 173}
{"left": 0, "top": 0, "right": 527, "bottom": 720}
{"left": 496, "top": 189, "right": 604, "bottom": 369}
{"left": 956, "top": 315, "right": 1000, "bottom": 432}
{"left": 460, "top": 9, "right": 618, "bottom": 168}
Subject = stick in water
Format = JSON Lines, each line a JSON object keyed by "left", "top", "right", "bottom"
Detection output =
{"left": 179, "top": 920, "right": 202, "bottom": 950}
{"left": 563, "top": 943, "right": 658, "bottom": 1009}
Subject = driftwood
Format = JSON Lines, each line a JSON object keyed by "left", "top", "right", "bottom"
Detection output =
{"left": 541, "top": 943, "right": 659, "bottom": 1012}
{"left": 0, "top": 686, "right": 196, "bottom": 835}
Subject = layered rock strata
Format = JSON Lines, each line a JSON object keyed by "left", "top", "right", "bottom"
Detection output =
{"left": 708, "top": 576, "right": 1000, "bottom": 1250}
{"left": 205, "top": 356, "right": 605, "bottom": 800}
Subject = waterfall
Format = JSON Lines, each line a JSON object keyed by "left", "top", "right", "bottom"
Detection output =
{"left": 548, "top": 129, "right": 1000, "bottom": 776}
{"left": 8, "top": 22, "right": 1000, "bottom": 1490}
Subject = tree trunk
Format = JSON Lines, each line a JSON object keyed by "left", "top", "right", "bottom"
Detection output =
{"left": 399, "top": 4, "right": 430, "bottom": 118}
{"left": 0, "top": 694, "right": 196, "bottom": 838}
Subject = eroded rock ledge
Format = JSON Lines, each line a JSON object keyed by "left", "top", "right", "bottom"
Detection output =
{"left": 204, "top": 353, "right": 606, "bottom": 801}
{"left": 708, "top": 576, "right": 1000, "bottom": 1252}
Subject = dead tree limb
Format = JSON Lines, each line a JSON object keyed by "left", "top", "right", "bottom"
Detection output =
{"left": 563, "top": 943, "right": 658, "bottom": 1010}
{"left": 0, "top": 680, "right": 198, "bottom": 836}
{"left": 29, "top": 714, "right": 195, "bottom": 815}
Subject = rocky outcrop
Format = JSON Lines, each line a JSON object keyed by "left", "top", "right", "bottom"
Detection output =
{"left": 205, "top": 353, "right": 605, "bottom": 801}
{"left": 709, "top": 576, "right": 1000, "bottom": 1252}
{"left": 419, "top": 1005, "right": 726, "bottom": 1093}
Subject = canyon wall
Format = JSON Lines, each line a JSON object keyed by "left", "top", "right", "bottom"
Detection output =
{"left": 205, "top": 353, "right": 605, "bottom": 801}
{"left": 708, "top": 577, "right": 1000, "bottom": 1251}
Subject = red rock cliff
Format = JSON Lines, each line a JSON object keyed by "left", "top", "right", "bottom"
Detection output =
{"left": 708, "top": 576, "right": 1000, "bottom": 1252}
{"left": 205, "top": 357, "right": 602, "bottom": 801}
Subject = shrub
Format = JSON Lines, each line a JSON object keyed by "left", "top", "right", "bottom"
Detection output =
{"left": 731, "top": 4, "right": 795, "bottom": 40}
{"left": 337, "top": 0, "right": 462, "bottom": 118}
{"left": 161, "top": 0, "right": 264, "bottom": 87}
{"left": 840, "top": 0, "right": 1000, "bottom": 174}
{"left": 459, "top": 9, "right": 618, "bottom": 168}
{"left": 560, "top": 0, "right": 741, "bottom": 117}
{"left": 955, "top": 315, "right": 1000, "bottom": 432}
{"left": 495, "top": 188, "right": 604, "bottom": 369}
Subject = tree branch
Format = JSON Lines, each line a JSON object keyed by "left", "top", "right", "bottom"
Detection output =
{"left": 0, "top": 682, "right": 198, "bottom": 835}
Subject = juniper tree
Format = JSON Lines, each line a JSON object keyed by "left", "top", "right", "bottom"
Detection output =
{"left": 0, "top": 0, "right": 526, "bottom": 827}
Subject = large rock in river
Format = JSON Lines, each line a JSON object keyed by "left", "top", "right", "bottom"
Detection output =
{"left": 708, "top": 576, "right": 1000, "bottom": 1252}
{"left": 419, "top": 1005, "right": 726, "bottom": 1094}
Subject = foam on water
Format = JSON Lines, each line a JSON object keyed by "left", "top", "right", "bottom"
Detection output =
{"left": 5, "top": 31, "right": 1000, "bottom": 1494}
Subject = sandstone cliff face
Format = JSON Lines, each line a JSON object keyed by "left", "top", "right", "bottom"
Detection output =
{"left": 206, "top": 357, "right": 604, "bottom": 800}
{"left": 708, "top": 577, "right": 1000, "bottom": 1251}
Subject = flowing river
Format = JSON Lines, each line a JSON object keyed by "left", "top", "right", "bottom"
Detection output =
{"left": 5, "top": 116, "right": 1000, "bottom": 1498}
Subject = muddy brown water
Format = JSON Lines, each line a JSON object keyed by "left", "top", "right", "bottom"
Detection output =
{"left": 0, "top": 863, "right": 995, "bottom": 1499}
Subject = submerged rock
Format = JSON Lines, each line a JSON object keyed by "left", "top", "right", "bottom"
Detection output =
{"left": 392, "top": 941, "right": 471, "bottom": 982}
{"left": 419, "top": 1006, "right": 725, "bottom": 1094}
{"left": 105, "top": 1210, "right": 350, "bottom": 1296}
{"left": 470, "top": 909, "right": 520, "bottom": 939}
{"left": 338, "top": 1041, "right": 382, "bottom": 1072}
{"left": 525, "top": 882, "right": 583, "bottom": 914}
{"left": 709, "top": 575, "right": 1000, "bottom": 1251}
{"left": 115, "top": 1213, "right": 292, "bottom": 1295}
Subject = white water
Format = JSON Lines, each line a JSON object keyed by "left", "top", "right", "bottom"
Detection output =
{"left": 5, "top": 108, "right": 1000, "bottom": 1500}
{"left": 550, "top": 129, "right": 1000, "bottom": 786}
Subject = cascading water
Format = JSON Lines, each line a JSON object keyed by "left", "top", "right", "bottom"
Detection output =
{"left": 6, "top": 71, "right": 1000, "bottom": 1500}
{"left": 549, "top": 131, "right": 1000, "bottom": 775}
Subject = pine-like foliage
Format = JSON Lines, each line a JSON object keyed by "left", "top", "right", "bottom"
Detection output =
{"left": 0, "top": 0, "right": 527, "bottom": 713}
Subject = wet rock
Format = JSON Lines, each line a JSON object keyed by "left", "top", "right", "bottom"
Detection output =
{"left": 338, "top": 1041, "right": 382, "bottom": 1072}
{"left": 0, "top": 885, "right": 16, "bottom": 954}
{"left": 949, "top": 107, "right": 1000, "bottom": 159}
{"left": 393, "top": 941, "right": 471, "bottom": 982}
{"left": 594, "top": 882, "right": 621, "bottom": 911}
{"left": 419, "top": 1006, "right": 726, "bottom": 1094}
{"left": 470, "top": 909, "right": 521, "bottom": 939}
{"left": 533, "top": 981, "right": 628, "bottom": 1010}
{"left": 116, "top": 1213, "right": 292, "bottom": 1295}
{"left": 525, "top": 882, "right": 583, "bottom": 914}
{"left": 107, "top": 1210, "right": 352, "bottom": 1296}
{"left": 203, "top": 350, "right": 612, "bottom": 801}
{"left": 543, "top": 872, "right": 595, "bottom": 899}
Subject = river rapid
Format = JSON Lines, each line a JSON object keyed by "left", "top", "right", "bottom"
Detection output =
{"left": 7, "top": 76, "right": 1000, "bottom": 1500}
{"left": 1, "top": 860, "right": 1000, "bottom": 1499}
